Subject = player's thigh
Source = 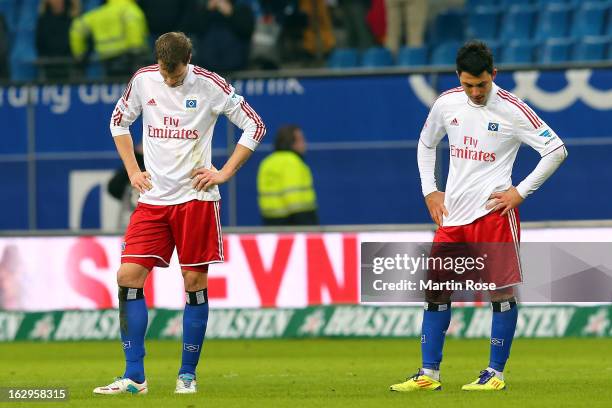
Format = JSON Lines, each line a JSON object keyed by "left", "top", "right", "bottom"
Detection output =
{"left": 122, "top": 202, "right": 175, "bottom": 268}
{"left": 169, "top": 200, "right": 224, "bottom": 268}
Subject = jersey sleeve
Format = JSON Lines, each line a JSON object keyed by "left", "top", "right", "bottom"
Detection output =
{"left": 419, "top": 99, "right": 447, "bottom": 148}
{"left": 208, "top": 75, "right": 266, "bottom": 151}
{"left": 109, "top": 76, "right": 143, "bottom": 137}
{"left": 512, "top": 100, "right": 564, "bottom": 157}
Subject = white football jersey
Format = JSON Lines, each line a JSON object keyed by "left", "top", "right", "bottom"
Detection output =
{"left": 110, "top": 64, "right": 265, "bottom": 205}
{"left": 419, "top": 83, "right": 564, "bottom": 226}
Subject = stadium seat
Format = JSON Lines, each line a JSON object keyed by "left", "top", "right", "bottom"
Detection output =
{"left": 467, "top": 6, "right": 501, "bottom": 41}
{"left": 500, "top": 41, "right": 537, "bottom": 64}
{"left": 539, "top": 38, "right": 574, "bottom": 63}
{"left": 397, "top": 46, "right": 427, "bottom": 66}
{"left": 571, "top": 2, "right": 609, "bottom": 38}
{"left": 427, "top": 9, "right": 466, "bottom": 47}
{"left": 17, "top": 0, "right": 38, "bottom": 31}
{"left": 466, "top": 0, "right": 497, "bottom": 7}
{"left": 0, "top": 0, "right": 17, "bottom": 32}
{"left": 487, "top": 41, "right": 502, "bottom": 62}
{"left": 499, "top": 5, "right": 537, "bottom": 41}
{"left": 83, "top": 0, "right": 102, "bottom": 12}
{"left": 9, "top": 29, "right": 38, "bottom": 81}
{"left": 361, "top": 47, "right": 394, "bottom": 68}
{"left": 501, "top": 0, "right": 532, "bottom": 6}
{"left": 431, "top": 41, "right": 462, "bottom": 66}
{"left": 534, "top": 3, "right": 574, "bottom": 41}
{"left": 573, "top": 36, "right": 610, "bottom": 62}
{"left": 327, "top": 48, "right": 359, "bottom": 69}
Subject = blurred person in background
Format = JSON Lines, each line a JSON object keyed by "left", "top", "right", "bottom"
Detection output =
{"left": 107, "top": 144, "right": 145, "bottom": 229}
{"left": 366, "top": 0, "right": 386, "bottom": 45}
{"left": 0, "top": 15, "right": 9, "bottom": 79}
{"left": 0, "top": 245, "right": 22, "bottom": 310}
{"left": 257, "top": 125, "right": 318, "bottom": 226}
{"left": 137, "top": 0, "right": 191, "bottom": 39}
{"left": 36, "top": 0, "right": 80, "bottom": 80}
{"left": 336, "top": 0, "right": 373, "bottom": 50}
{"left": 384, "top": 0, "right": 427, "bottom": 54}
{"left": 70, "top": 0, "right": 149, "bottom": 78}
{"left": 299, "top": 0, "right": 335, "bottom": 62}
{"left": 184, "top": 0, "right": 255, "bottom": 73}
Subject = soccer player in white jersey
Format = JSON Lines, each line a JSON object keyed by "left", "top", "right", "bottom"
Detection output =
{"left": 93, "top": 32, "right": 266, "bottom": 395}
{"left": 390, "top": 41, "right": 567, "bottom": 392}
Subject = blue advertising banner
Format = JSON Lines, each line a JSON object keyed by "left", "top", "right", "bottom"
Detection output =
{"left": 1, "top": 68, "right": 611, "bottom": 230}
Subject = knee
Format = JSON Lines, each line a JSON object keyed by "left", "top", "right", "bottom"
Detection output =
{"left": 117, "top": 263, "right": 149, "bottom": 288}
{"left": 182, "top": 270, "right": 208, "bottom": 292}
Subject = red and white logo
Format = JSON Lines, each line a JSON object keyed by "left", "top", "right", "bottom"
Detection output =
{"left": 147, "top": 98, "right": 157, "bottom": 106}
{"left": 450, "top": 118, "right": 459, "bottom": 126}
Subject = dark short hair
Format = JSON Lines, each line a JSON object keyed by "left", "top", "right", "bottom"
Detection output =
{"left": 155, "top": 32, "right": 192, "bottom": 73}
{"left": 456, "top": 40, "right": 494, "bottom": 76}
{"left": 274, "top": 125, "right": 300, "bottom": 151}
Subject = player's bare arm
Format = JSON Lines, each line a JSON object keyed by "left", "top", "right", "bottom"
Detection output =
{"left": 486, "top": 187, "right": 524, "bottom": 216}
{"left": 424, "top": 191, "right": 448, "bottom": 227}
{"left": 113, "top": 134, "right": 152, "bottom": 194}
{"left": 191, "top": 144, "right": 253, "bottom": 191}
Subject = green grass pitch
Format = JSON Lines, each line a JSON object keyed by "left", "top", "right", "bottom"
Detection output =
{"left": 1, "top": 338, "right": 611, "bottom": 407}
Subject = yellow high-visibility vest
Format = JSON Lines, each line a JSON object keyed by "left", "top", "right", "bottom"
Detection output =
{"left": 257, "top": 151, "right": 317, "bottom": 219}
{"left": 70, "top": 0, "right": 148, "bottom": 60}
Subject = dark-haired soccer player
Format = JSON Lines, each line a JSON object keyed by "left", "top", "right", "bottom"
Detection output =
{"left": 94, "top": 32, "right": 265, "bottom": 395}
{"left": 390, "top": 40, "right": 567, "bottom": 392}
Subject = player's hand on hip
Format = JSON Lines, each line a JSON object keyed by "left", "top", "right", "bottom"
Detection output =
{"left": 425, "top": 191, "right": 448, "bottom": 227}
{"left": 486, "top": 186, "right": 524, "bottom": 216}
{"left": 191, "top": 166, "right": 229, "bottom": 191}
{"left": 129, "top": 171, "right": 152, "bottom": 194}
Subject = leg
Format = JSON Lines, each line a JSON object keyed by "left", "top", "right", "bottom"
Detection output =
{"left": 179, "top": 267, "right": 209, "bottom": 378}
{"left": 488, "top": 287, "right": 518, "bottom": 376}
{"left": 405, "top": 0, "right": 427, "bottom": 47}
{"left": 117, "top": 262, "right": 151, "bottom": 384}
{"left": 384, "top": 0, "right": 401, "bottom": 54}
{"left": 421, "top": 290, "right": 453, "bottom": 378}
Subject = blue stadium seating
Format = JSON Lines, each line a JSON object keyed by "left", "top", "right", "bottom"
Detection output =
{"left": 327, "top": 48, "right": 359, "bottom": 69}
{"left": 431, "top": 41, "right": 462, "bottom": 66}
{"left": 83, "top": 0, "right": 102, "bottom": 12}
{"left": 500, "top": 5, "right": 537, "bottom": 41}
{"left": 397, "top": 46, "right": 428, "bottom": 66}
{"left": 10, "top": 29, "right": 37, "bottom": 81}
{"left": 467, "top": 6, "right": 501, "bottom": 41}
{"left": 427, "top": 9, "right": 466, "bottom": 47}
{"left": 466, "top": 0, "right": 497, "bottom": 7}
{"left": 17, "top": 0, "right": 38, "bottom": 30}
{"left": 571, "top": 2, "right": 609, "bottom": 38}
{"left": 573, "top": 36, "right": 610, "bottom": 62}
{"left": 500, "top": 40, "right": 537, "bottom": 64}
{"left": 501, "top": 0, "right": 532, "bottom": 6}
{"left": 0, "top": 0, "right": 17, "bottom": 32}
{"left": 361, "top": 47, "right": 394, "bottom": 68}
{"left": 539, "top": 38, "right": 575, "bottom": 63}
{"left": 534, "top": 3, "right": 574, "bottom": 41}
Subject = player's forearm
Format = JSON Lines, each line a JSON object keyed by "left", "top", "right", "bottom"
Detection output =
{"left": 417, "top": 140, "right": 438, "bottom": 196}
{"left": 516, "top": 145, "right": 568, "bottom": 198}
{"left": 220, "top": 144, "right": 253, "bottom": 180}
{"left": 113, "top": 134, "right": 142, "bottom": 178}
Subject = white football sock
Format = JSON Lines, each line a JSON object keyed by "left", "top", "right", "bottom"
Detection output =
{"left": 422, "top": 368, "right": 440, "bottom": 381}
{"left": 486, "top": 367, "right": 504, "bottom": 380}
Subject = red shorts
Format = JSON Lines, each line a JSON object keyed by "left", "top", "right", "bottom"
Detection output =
{"left": 121, "top": 200, "right": 224, "bottom": 272}
{"left": 428, "top": 208, "right": 522, "bottom": 290}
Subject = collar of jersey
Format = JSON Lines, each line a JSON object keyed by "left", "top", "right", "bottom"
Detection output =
{"left": 467, "top": 82, "right": 499, "bottom": 108}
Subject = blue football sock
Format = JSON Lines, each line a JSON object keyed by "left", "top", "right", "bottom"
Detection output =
{"left": 421, "top": 302, "right": 451, "bottom": 370}
{"left": 118, "top": 287, "right": 147, "bottom": 383}
{"left": 179, "top": 289, "right": 209, "bottom": 377}
{"left": 489, "top": 300, "right": 518, "bottom": 372}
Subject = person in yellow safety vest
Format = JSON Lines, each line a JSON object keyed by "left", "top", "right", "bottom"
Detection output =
{"left": 69, "top": 0, "right": 149, "bottom": 77}
{"left": 257, "top": 125, "right": 319, "bottom": 226}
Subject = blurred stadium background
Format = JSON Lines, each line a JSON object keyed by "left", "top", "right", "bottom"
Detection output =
{"left": 0, "top": 0, "right": 611, "bottom": 405}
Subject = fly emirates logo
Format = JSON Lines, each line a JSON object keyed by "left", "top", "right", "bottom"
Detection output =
{"left": 147, "top": 116, "right": 200, "bottom": 140}
{"left": 450, "top": 136, "right": 496, "bottom": 163}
